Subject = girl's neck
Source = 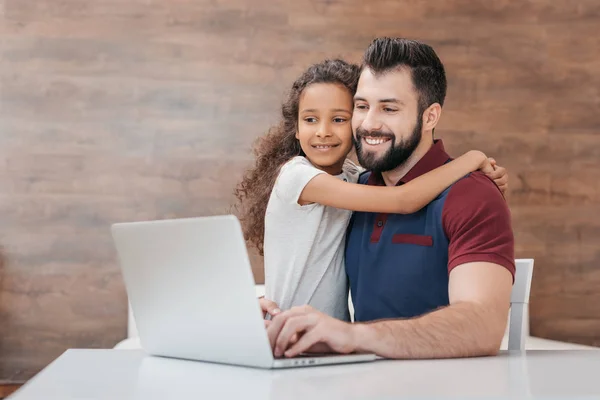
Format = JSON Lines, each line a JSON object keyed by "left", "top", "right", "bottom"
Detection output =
{"left": 306, "top": 156, "right": 345, "bottom": 175}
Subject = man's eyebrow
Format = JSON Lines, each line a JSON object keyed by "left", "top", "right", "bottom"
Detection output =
{"left": 300, "top": 108, "right": 351, "bottom": 113}
{"left": 353, "top": 96, "right": 405, "bottom": 106}
{"left": 379, "top": 98, "right": 404, "bottom": 105}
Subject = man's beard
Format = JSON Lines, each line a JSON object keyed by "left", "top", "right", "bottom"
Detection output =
{"left": 354, "top": 117, "right": 422, "bottom": 173}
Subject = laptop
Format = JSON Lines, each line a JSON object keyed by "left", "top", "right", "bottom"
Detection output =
{"left": 111, "top": 215, "right": 376, "bottom": 369}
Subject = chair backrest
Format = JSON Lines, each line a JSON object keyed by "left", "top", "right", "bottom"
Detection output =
{"left": 508, "top": 258, "right": 535, "bottom": 351}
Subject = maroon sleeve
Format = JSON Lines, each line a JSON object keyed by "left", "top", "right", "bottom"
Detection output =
{"left": 442, "top": 172, "right": 515, "bottom": 280}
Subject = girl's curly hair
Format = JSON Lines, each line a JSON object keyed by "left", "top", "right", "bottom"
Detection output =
{"left": 234, "top": 59, "right": 360, "bottom": 255}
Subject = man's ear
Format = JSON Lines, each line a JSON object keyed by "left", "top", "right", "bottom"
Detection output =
{"left": 422, "top": 103, "right": 442, "bottom": 131}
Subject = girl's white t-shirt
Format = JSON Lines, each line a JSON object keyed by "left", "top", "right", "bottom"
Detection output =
{"left": 263, "top": 156, "right": 362, "bottom": 321}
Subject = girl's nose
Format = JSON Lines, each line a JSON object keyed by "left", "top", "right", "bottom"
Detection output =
{"left": 315, "top": 122, "right": 332, "bottom": 138}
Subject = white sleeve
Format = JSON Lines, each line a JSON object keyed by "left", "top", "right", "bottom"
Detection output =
{"left": 273, "top": 157, "right": 326, "bottom": 205}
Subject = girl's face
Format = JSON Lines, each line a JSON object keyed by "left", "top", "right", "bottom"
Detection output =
{"left": 296, "top": 83, "right": 354, "bottom": 175}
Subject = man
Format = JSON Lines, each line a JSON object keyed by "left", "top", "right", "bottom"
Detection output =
{"left": 262, "top": 37, "right": 515, "bottom": 359}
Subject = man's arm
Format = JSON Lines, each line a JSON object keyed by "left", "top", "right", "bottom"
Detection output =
{"left": 272, "top": 262, "right": 512, "bottom": 359}
{"left": 352, "top": 261, "right": 512, "bottom": 358}
{"left": 269, "top": 172, "right": 515, "bottom": 359}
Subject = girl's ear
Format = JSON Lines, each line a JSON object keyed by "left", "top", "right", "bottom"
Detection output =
{"left": 295, "top": 130, "right": 299, "bottom": 140}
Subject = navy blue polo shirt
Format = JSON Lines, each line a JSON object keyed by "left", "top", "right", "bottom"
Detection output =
{"left": 345, "top": 140, "right": 515, "bottom": 322}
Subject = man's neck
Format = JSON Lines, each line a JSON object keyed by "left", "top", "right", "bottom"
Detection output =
{"left": 381, "top": 135, "right": 433, "bottom": 186}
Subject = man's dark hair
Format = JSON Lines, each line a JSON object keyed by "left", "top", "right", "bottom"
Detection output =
{"left": 363, "top": 37, "right": 447, "bottom": 115}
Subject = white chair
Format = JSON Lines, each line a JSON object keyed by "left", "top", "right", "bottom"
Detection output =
{"left": 507, "top": 258, "right": 534, "bottom": 351}
{"left": 500, "top": 259, "right": 595, "bottom": 350}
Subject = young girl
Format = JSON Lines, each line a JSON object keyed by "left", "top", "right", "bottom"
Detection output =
{"left": 234, "top": 59, "right": 507, "bottom": 322}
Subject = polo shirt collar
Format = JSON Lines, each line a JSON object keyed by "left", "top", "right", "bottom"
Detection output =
{"left": 367, "top": 140, "right": 452, "bottom": 186}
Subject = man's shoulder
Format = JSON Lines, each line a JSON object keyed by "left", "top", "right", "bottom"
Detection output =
{"left": 442, "top": 170, "right": 510, "bottom": 226}
{"left": 442, "top": 172, "right": 515, "bottom": 277}
{"left": 448, "top": 171, "right": 504, "bottom": 200}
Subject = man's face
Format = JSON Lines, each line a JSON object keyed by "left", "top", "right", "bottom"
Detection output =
{"left": 352, "top": 67, "right": 422, "bottom": 173}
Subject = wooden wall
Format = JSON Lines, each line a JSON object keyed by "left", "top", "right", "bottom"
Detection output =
{"left": 1, "top": 0, "right": 599, "bottom": 383}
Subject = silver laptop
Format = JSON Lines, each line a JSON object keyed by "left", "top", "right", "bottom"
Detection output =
{"left": 111, "top": 215, "right": 376, "bottom": 369}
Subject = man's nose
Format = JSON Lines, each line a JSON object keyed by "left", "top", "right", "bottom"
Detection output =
{"left": 361, "top": 110, "right": 383, "bottom": 133}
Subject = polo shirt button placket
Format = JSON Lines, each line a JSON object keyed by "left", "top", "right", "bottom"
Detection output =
{"left": 377, "top": 220, "right": 383, "bottom": 227}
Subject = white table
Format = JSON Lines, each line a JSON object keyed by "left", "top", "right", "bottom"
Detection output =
{"left": 9, "top": 349, "right": 600, "bottom": 399}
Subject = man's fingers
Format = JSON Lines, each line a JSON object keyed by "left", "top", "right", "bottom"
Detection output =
{"left": 274, "top": 316, "right": 315, "bottom": 357}
{"left": 284, "top": 329, "right": 322, "bottom": 358}
{"left": 266, "top": 306, "right": 316, "bottom": 353}
{"left": 267, "top": 308, "right": 303, "bottom": 350}
{"left": 267, "top": 313, "right": 288, "bottom": 351}
{"left": 289, "top": 333, "right": 299, "bottom": 344}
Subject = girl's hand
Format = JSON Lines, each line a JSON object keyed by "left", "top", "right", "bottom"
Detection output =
{"left": 476, "top": 153, "right": 495, "bottom": 175}
{"left": 258, "top": 297, "right": 281, "bottom": 319}
{"left": 485, "top": 158, "right": 508, "bottom": 195}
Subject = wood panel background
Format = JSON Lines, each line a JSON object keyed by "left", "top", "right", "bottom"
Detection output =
{"left": 1, "top": 0, "right": 599, "bottom": 382}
